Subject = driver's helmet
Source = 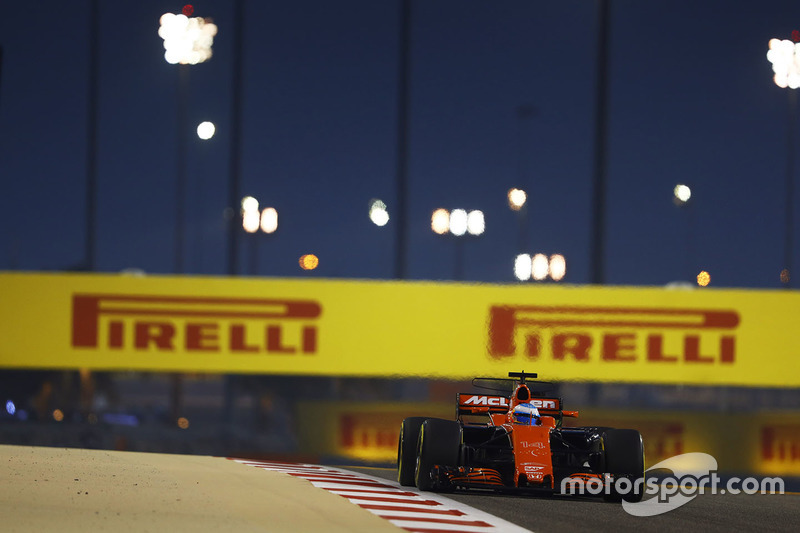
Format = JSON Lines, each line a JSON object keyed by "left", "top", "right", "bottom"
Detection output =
{"left": 512, "top": 402, "right": 541, "bottom": 425}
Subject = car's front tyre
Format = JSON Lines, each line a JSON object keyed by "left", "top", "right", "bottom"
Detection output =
{"left": 414, "top": 418, "right": 461, "bottom": 491}
{"left": 397, "top": 417, "right": 427, "bottom": 486}
{"left": 602, "top": 429, "right": 645, "bottom": 503}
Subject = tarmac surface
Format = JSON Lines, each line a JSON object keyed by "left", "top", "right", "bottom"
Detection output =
{"left": 358, "top": 466, "right": 800, "bottom": 532}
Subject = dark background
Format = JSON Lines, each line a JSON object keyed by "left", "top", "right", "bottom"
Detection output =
{"left": 3, "top": 1, "right": 800, "bottom": 286}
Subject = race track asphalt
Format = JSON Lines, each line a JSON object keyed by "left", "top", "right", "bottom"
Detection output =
{"left": 357, "top": 466, "right": 800, "bottom": 533}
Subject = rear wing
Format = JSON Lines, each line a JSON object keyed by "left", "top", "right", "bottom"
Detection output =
{"left": 457, "top": 393, "right": 569, "bottom": 418}
{"left": 457, "top": 394, "right": 510, "bottom": 415}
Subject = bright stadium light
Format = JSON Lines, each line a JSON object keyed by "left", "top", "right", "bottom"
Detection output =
{"left": 673, "top": 184, "right": 692, "bottom": 205}
{"left": 196, "top": 121, "right": 216, "bottom": 140}
{"left": 767, "top": 38, "right": 800, "bottom": 89}
{"left": 697, "top": 270, "right": 711, "bottom": 287}
{"left": 159, "top": 11, "right": 218, "bottom": 65}
{"left": 449, "top": 209, "right": 468, "bottom": 236}
{"left": 260, "top": 207, "right": 278, "bottom": 234}
{"left": 242, "top": 209, "right": 260, "bottom": 233}
{"left": 532, "top": 253, "right": 549, "bottom": 281}
{"left": 514, "top": 254, "right": 532, "bottom": 281}
{"left": 550, "top": 254, "right": 566, "bottom": 281}
{"left": 768, "top": 34, "right": 800, "bottom": 288}
{"left": 369, "top": 199, "right": 389, "bottom": 226}
{"left": 299, "top": 254, "right": 319, "bottom": 270}
{"left": 241, "top": 196, "right": 258, "bottom": 212}
{"left": 508, "top": 188, "right": 527, "bottom": 211}
{"left": 241, "top": 196, "right": 260, "bottom": 233}
{"left": 466, "top": 210, "right": 485, "bottom": 236}
{"left": 432, "top": 206, "right": 486, "bottom": 280}
{"left": 431, "top": 208, "right": 450, "bottom": 235}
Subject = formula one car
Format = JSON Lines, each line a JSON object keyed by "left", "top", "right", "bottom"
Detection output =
{"left": 397, "top": 371, "right": 644, "bottom": 502}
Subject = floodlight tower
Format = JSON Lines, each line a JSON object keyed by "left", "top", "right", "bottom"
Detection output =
{"left": 431, "top": 208, "right": 485, "bottom": 280}
{"left": 767, "top": 34, "right": 800, "bottom": 287}
{"left": 158, "top": 7, "right": 218, "bottom": 273}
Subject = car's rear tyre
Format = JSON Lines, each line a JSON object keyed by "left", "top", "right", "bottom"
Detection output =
{"left": 414, "top": 418, "right": 461, "bottom": 491}
{"left": 397, "top": 417, "right": 427, "bottom": 486}
{"left": 602, "top": 429, "right": 645, "bottom": 502}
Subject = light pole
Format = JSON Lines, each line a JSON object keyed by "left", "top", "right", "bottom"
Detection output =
{"left": 85, "top": 0, "right": 99, "bottom": 272}
{"left": 767, "top": 35, "right": 800, "bottom": 287}
{"left": 158, "top": 9, "right": 217, "bottom": 273}
{"left": 431, "top": 208, "right": 485, "bottom": 280}
{"left": 394, "top": 0, "right": 411, "bottom": 280}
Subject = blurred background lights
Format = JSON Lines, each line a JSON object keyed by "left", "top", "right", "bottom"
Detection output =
{"left": 549, "top": 254, "right": 566, "bottom": 281}
{"left": 531, "top": 253, "right": 549, "bottom": 281}
{"left": 514, "top": 254, "right": 532, "bottom": 281}
{"left": 466, "top": 210, "right": 485, "bottom": 236}
{"left": 242, "top": 210, "right": 260, "bottom": 233}
{"left": 177, "top": 417, "right": 190, "bottom": 429}
{"left": 299, "top": 254, "right": 319, "bottom": 270}
{"left": 767, "top": 38, "right": 800, "bottom": 89}
{"left": 260, "top": 207, "right": 278, "bottom": 233}
{"left": 449, "top": 209, "right": 468, "bottom": 236}
{"left": 781, "top": 268, "right": 791, "bottom": 284}
{"left": 196, "top": 121, "right": 215, "bottom": 140}
{"left": 241, "top": 196, "right": 258, "bottom": 213}
{"left": 674, "top": 184, "right": 692, "bottom": 204}
{"left": 508, "top": 188, "right": 527, "bottom": 211}
{"left": 241, "top": 196, "right": 259, "bottom": 232}
{"left": 369, "top": 199, "right": 389, "bottom": 226}
{"left": 5, "top": 400, "right": 15, "bottom": 416}
{"left": 52, "top": 409, "right": 64, "bottom": 422}
{"left": 697, "top": 270, "right": 711, "bottom": 287}
{"left": 158, "top": 11, "right": 218, "bottom": 65}
{"left": 431, "top": 208, "right": 450, "bottom": 234}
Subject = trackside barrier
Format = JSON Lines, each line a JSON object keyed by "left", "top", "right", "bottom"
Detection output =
{"left": 295, "top": 402, "right": 800, "bottom": 477}
{"left": 2, "top": 272, "right": 800, "bottom": 386}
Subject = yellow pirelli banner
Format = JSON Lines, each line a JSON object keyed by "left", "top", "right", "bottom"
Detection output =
{"left": 1, "top": 271, "right": 799, "bottom": 386}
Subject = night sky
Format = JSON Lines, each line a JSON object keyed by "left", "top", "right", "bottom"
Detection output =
{"left": 3, "top": 1, "right": 800, "bottom": 288}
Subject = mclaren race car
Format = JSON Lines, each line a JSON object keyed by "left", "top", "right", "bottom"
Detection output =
{"left": 397, "top": 371, "right": 644, "bottom": 502}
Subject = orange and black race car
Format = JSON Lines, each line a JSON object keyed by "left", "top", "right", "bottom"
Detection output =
{"left": 397, "top": 371, "right": 645, "bottom": 502}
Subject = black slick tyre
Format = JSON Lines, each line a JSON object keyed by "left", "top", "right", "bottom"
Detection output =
{"left": 397, "top": 417, "right": 427, "bottom": 486}
{"left": 602, "top": 429, "right": 645, "bottom": 502}
{"left": 414, "top": 418, "right": 461, "bottom": 491}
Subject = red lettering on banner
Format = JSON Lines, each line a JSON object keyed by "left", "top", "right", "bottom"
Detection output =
{"left": 71, "top": 294, "right": 322, "bottom": 355}
{"left": 230, "top": 324, "right": 258, "bottom": 352}
{"left": 185, "top": 323, "right": 218, "bottom": 351}
{"left": 602, "top": 333, "right": 636, "bottom": 361}
{"left": 109, "top": 320, "right": 124, "bottom": 349}
{"left": 487, "top": 305, "right": 739, "bottom": 365}
{"left": 552, "top": 333, "right": 591, "bottom": 361}
{"left": 339, "top": 413, "right": 401, "bottom": 452}
{"left": 762, "top": 425, "right": 800, "bottom": 463}
{"left": 303, "top": 326, "right": 317, "bottom": 354}
{"left": 647, "top": 335, "right": 679, "bottom": 362}
{"left": 267, "top": 325, "right": 295, "bottom": 353}
{"left": 135, "top": 322, "right": 175, "bottom": 349}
